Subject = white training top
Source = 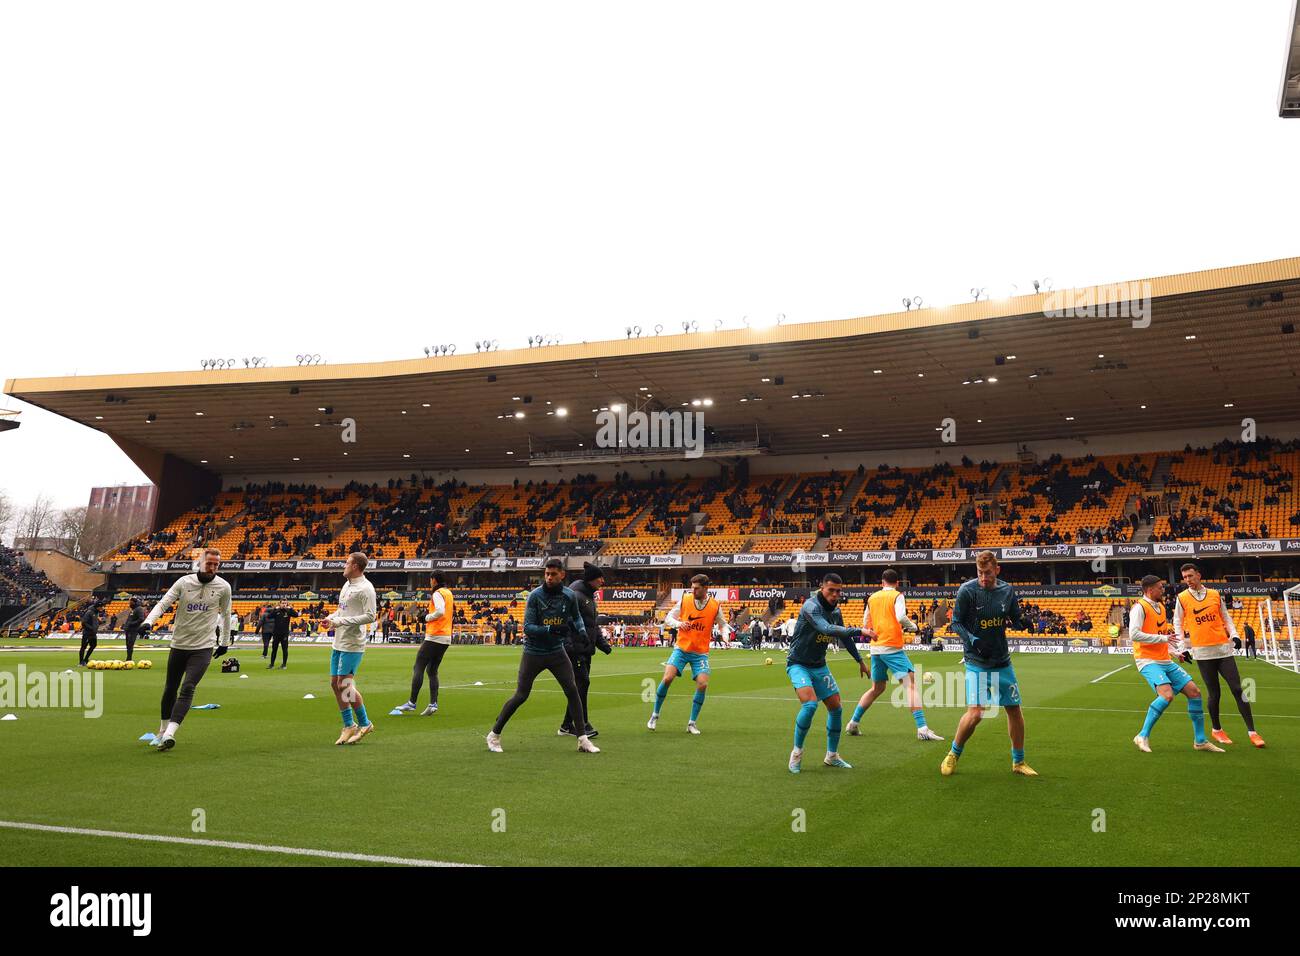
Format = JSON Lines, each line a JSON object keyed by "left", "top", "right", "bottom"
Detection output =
{"left": 862, "top": 591, "right": 920, "bottom": 654}
{"left": 1127, "top": 599, "right": 1171, "bottom": 650}
{"left": 1172, "top": 586, "right": 1238, "bottom": 661}
{"left": 145, "top": 574, "right": 233, "bottom": 651}
{"left": 663, "top": 595, "right": 732, "bottom": 639}
{"left": 331, "top": 575, "right": 378, "bottom": 652}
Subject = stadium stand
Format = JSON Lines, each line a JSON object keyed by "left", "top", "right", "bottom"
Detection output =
{"left": 0, "top": 546, "right": 63, "bottom": 619}
{"left": 96, "top": 440, "right": 1300, "bottom": 564}
{"left": 1153, "top": 438, "right": 1300, "bottom": 541}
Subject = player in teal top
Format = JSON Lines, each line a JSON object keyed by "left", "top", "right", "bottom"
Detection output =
{"left": 784, "top": 573, "right": 872, "bottom": 774}
{"left": 941, "top": 550, "right": 1038, "bottom": 777}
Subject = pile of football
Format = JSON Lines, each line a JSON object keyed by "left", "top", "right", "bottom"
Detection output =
{"left": 86, "top": 660, "right": 153, "bottom": 670}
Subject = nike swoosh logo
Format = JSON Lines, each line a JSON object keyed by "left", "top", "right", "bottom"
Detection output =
{"left": 1192, "top": 606, "right": 1209, "bottom": 615}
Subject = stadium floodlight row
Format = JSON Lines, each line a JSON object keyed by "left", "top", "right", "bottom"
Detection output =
{"left": 5, "top": 256, "right": 1300, "bottom": 483}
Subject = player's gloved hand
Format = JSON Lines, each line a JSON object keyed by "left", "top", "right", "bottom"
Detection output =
{"left": 213, "top": 645, "right": 229, "bottom": 658}
{"left": 548, "top": 624, "right": 570, "bottom": 637}
{"left": 138, "top": 622, "right": 152, "bottom": 635}
{"left": 598, "top": 639, "right": 613, "bottom": 655}
{"left": 1180, "top": 650, "right": 1193, "bottom": 664}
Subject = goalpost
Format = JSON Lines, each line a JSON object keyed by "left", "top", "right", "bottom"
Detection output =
{"left": 1259, "top": 589, "right": 1300, "bottom": 673}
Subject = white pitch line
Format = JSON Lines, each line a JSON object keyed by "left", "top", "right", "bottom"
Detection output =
{"left": 0, "top": 820, "right": 478, "bottom": 867}
{"left": 1090, "top": 663, "right": 1131, "bottom": 683}
{"left": 447, "top": 684, "right": 1300, "bottom": 719}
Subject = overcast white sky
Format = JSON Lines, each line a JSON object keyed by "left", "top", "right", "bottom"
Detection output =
{"left": 2, "top": 1, "right": 1297, "bottom": 522}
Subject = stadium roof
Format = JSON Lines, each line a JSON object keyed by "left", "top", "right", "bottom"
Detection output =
{"left": 7, "top": 257, "right": 1300, "bottom": 481}
{"left": 1283, "top": 0, "right": 1300, "bottom": 117}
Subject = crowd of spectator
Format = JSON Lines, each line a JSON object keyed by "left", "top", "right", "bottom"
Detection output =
{"left": 1017, "top": 601, "right": 1073, "bottom": 635}
{"left": 348, "top": 478, "right": 480, "bottom": 557}
{"left": 1154, "top": 438, "right": 1300, "bottom": 539}
{"left": 0, "top": 546, "right": 62, "bottom": 609}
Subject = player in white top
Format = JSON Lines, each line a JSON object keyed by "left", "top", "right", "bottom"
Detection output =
{"left": 1172, "top": 562, "right": 1263, "bottom": 747}
{"left": 325, "top": 552, "right": 379, "bottom": 745}
{"left": 138, "top": 547, "right": 232, "bottom": 751}
{"left": 648, "top": 575, "right": 730, "bottom": 734}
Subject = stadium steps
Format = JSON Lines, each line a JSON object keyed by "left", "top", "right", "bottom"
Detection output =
{"left": 988, "top": 465, "right": 1011, "bottom": 494}
{"left": 1147, "top": 455, "right": 1174, "bottom": 492}
{"left": 0, "top": 594, "right": 62, "bottom": 630}
{"left": 545, "top": 515, "right": 587, "bottom": 543}
{"left": 170, "top": 511, "right": 246, "bottom": 561}
{"left": 667, "top": 513, "right": 707, "bottom": 548}
{"left": 455, "top": 486, "right": 499, "bottom": 536}
{"left": 833, "top": 470, "right": 869, "bottom": 511}
{"left": 618, "top": 498, "right": 659, "bottom": 536}
{"left": 951, "top": 500, "right": 974, "bottom": 537}
{"left": 324, "top": 494, "right": 372, "bottom": 547}
{"left": 757, "top": 474, "right": 803, "bottom": 530}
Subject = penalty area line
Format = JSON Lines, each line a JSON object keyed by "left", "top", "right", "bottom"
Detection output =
{"left": 1090, "top": 663, "right": 1131, "bottom": 684}
{"left": 0, "top": 820, "right": 479, "bottom": 867}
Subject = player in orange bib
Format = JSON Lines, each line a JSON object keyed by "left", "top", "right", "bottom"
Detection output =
{"left": 1173, "top": 563, "right": 1264, "bottom": 748}
{"left": 648, "top": 574, "right": 730, "bottom": 734}
{"left": 846, "top": 569, "right": 944, "bottom": 742}
{"left": 395, "top": 571, "right": 455, "bottom": 716}
{"left": 1129, "top": 575, "right": 1218, "bottom": 753}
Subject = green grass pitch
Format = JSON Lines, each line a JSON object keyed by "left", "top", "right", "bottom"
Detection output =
{"left": 1, "top": 641, "right": 1296, "bottom": 866}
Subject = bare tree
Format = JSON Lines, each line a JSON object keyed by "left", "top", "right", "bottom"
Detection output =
{"left": 53, "top": 506, "right": 89, "bottom": 559}
{"left": 81, "top": 498, "right": 151, "bottom": 559}
{"left": 15, "top": 493, "right": 57, "bottom": 545}
{"left": 0, "top": 489, "right": 13, "bottom": 546}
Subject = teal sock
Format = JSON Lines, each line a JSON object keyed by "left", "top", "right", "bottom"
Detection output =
{"left": 353, "top": 704, "right": 369, "bottom": 727}
{"left": 690, "top": 689, "right": 705, "bottom": 722}
{"left": 794, "top": 700, "right": 817, "bottom": 749}
{"left": 1011, "top": 747, "right": 1025, "bottom": 764}
{"left": 654, "top": 681, "right": 669, "bottom": 716}
{"left": 1188, "top": 696, "right": 1207, "bottom": 744}
{"left": 851, "top": 704, "right": 866, "bottom": 723}
{"left": 912, "top": 709, "right": 927, "bottom": 729}
{"left": 1140, "top": 695, "right": 1170, "bottom": 737}
{"left": 949, "top": 741, "right": 964, "bottom": 757}
{"left": 827, "top": 706, "right": 843, "bottom": 753}
{"left": 340, "top": 708, "right": 355, "bottom": 728}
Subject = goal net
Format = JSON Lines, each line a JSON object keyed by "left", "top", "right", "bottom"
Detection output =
{"left": 1258, "top": 588, "right": 1300, "bottom": 673}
